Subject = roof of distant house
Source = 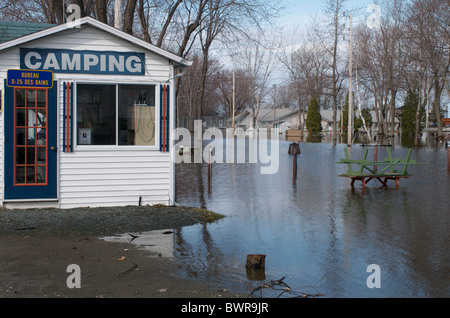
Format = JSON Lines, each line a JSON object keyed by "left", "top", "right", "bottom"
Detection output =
{"left": 258, "top": 108, "right": 298, "bottom": 122}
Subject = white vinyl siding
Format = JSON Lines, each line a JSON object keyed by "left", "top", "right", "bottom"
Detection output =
{"left": 0, "top": 81, "right": 3, "bottom": 205}
{"left": 59, "top": 151, "right": 170, "bottom": 208}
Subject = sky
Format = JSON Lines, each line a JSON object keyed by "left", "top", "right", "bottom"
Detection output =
{"left": 279, "top": 0, "right": 379, "bottom": 30}
{"left": 276, "top": 1, "right": 450, "bottom": 117}
{"left": 263, "top": 0, "right": 383, "bottom": 84}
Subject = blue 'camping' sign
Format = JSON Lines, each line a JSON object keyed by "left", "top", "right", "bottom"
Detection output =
{"left": 20, "top": 48, "right": 145, "bottom": 76}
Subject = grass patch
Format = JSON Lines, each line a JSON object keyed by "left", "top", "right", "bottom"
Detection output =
{"left": 151, "top": 203, "right": 225, "bottom": 223}
{"left": 152, "top": 203, "right": 167, "bottom": 209}
{"left": 190, "top": 207, "right": 225, "bottom": 223}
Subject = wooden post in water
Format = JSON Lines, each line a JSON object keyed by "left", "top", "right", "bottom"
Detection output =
{"left": 447, "top": 146, "right": 450, "bottom": 175}
{"left": 208, "top": 147, "right": 212, "bottom": 188}
{"left": 373, "top": 146, "right": 378, "bottom": 172}
{"left": 208, "top": 147, "right": 212, "bottom": 173}
{"left": 289, "top": 143, "right": 300, "bottom": 184}
{"left": 293, "top": 150, "right": 297, "bottom": 184}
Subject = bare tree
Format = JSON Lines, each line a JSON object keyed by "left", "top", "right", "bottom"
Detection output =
{"left": 322, "top": 0, "right": 347, "bottom": 143}
{"left": 216, "top": 69, "right": 252, "bottom": 120}
{"left": 422, "top": 0, "right": 450, "bottom": 140}
{"left": 354, "top": 1, "right": 406, "bottom": 143}
{"left": 122, "top": 0, "right": 137, "bottom": 34}
{"left": 287, "top": 25, "right": 330, "bottom": 111}
{"left": 279, "top": 24, "right": 308, "bottom": 130}
{"left": 402, "top": 0, "right": 450, "bottom": 143}
{"left": 196, "top": 0, "right": 228, "bottom": 120}
{"left": 96, "top": 0, "right": 108, "bottom": 23}
{"left": 177, "top": 53, "right": 224, "bottom": 129}
{"left": 232, "top": 34, "right": 278, "bottom": 129}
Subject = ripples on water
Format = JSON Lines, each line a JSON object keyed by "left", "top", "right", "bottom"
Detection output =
{"left": 174, "top": 138, "right": 449, "bottom": 297}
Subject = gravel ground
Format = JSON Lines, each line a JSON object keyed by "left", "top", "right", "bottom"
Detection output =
{"left": 0, "top": 205, "right": 244, "bottom": 298}
{"left": 0, "top": 205, "right": 223, "bottom": 236}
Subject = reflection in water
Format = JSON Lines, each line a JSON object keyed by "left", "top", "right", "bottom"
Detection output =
{"left": 174, "top": 140, "right": 449, "bottom": 297}
{"left": 101, "top": 230, "right": 175, "bottom": 258}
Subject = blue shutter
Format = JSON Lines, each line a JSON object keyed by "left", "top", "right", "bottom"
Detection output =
{"left": 160, "top": 85, "right": 170, "bottom": 152}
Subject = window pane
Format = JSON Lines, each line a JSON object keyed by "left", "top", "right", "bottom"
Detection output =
{"left": 77, "top": 84, "right": 116, "bottom": 145}
{"left": 27, "top": 128, "right": 36, "bottom": 145}
{"left": 16, "top": 167, "right": 25, "bottom": 184}
{"left": 16, "top": 128, "right": 25, "bottom": 145}
{"left": 118, "top": 85, "right": 156, "bottom": 146}
{"left": 37, "top": 128, "right": 46, "bottom": 146}
{"left": 16, "top": 109, "right": 25, "bottom": 126}
{"left": 28, "top": 109, "right": 37, "bottom": 127}
{"left": 37, "top": 109, "right": 47, "bottom": 127}
{"left": 26, "top": 166, "right": 35, "bottom": 184}
{"left": 16, "top": 90, "right": 25, "bottom": 108}
{"left": 36, "top": 166, "right": 46, "bottom": 184}
{"left": 37, "top": 90, "right": 47, "bottom": 108}
{"left": 26, "top": 147, "right": 35, "bottom": 164}
{"left": 26, "top": 90, "right": 36, "bottom": 108}
{"left": 37, "top": 147, "right": 46, "bottom": 164}
{"left": 16, "top": 147, "right": 25, "bottom": 165}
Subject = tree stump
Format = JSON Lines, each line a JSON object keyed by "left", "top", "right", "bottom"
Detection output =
{"left": 246, "top": 268, "right": 266, "bottom": 281}
{"left": 246, "top": 254, "right": 266, "bottom": 269}
{"left": 246, "top": 254, "right": 266, "bottom": 281}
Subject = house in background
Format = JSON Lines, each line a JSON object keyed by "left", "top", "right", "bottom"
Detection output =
{"left": 233, "top": 108, "right": 299, "bottom": 130}
{"left": 233, "top": 108, "right": 334, "bottom": 133}
{"left": 233, "top": 107, "right": 400, "bottom": 136}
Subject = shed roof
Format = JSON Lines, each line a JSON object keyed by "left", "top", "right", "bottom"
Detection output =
{"left": 0, "top": 17, "right": 191, "bottom": 67}
{"left": 0, "top": 21, "right": 55, "bottom": 44}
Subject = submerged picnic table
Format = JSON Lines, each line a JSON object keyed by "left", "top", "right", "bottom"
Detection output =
{"left": 337, "top": 148, "right": 418, "bottom": 189}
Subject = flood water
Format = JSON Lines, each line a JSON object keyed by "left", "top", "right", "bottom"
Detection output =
{"left": 174, "top": 137, "right": 449, "bottom": 298}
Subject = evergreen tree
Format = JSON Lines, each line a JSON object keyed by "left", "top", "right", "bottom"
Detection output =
{"left": 401, "top": 90, "right": 424, "bottom": 137}
{"left": 305, "top": 97, "right": 322, "bottom": 133}
{"left": 355, "top": 108, "right": 373, "bottom": 132}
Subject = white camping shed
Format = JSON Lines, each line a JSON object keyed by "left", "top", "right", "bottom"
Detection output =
{"left": 0, "top": 17, "right": 191, "bottom": 209}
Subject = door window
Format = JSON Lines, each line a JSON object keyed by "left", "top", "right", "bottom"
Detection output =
{"left": 14, "top": 88, "right": 48, "bottom": 185}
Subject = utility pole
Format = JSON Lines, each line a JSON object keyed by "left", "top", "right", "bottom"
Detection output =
{"left": 347, "top": 13, "right": 353, "bottom": 147}
{"left": 273, "top": 84, "right": 276, "bottom": 127}
{"left": 232, "top": 70, "right": 236, "bottom": 130}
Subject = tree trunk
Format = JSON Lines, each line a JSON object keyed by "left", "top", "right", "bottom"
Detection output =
{"left": 434, "top": 74, "right": 443, "bottom": 139}
{"left": 157, "top": 0, "right": 183, "bottom": 47}
{"left": 414, "top": 94, "right": 423, "bottom": 147}
{"left": 123, "top": 0, "right": 137, "bottom": 35}
{"left": 137, "top": 0, "right": 151, "bottom": 43}
{"left": 50, "top": 0, "right": 64, "bottom": 24}
{"left": 331, "top": 0, "right": 340, "bottom": 144}
{"left": 176, "top": 0, "right": 208, "bottom": 57}
{"left": 390, "top": 90, "right": 396, "bottom": 139}
{"left": 197, "top": 47, "right": 210, "bottom": 121}
{"left": 96, "top": 0, "right": 107, "bottom": 24}
{"left": 246, "top": 254, "right": 266, "bottom": 269}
